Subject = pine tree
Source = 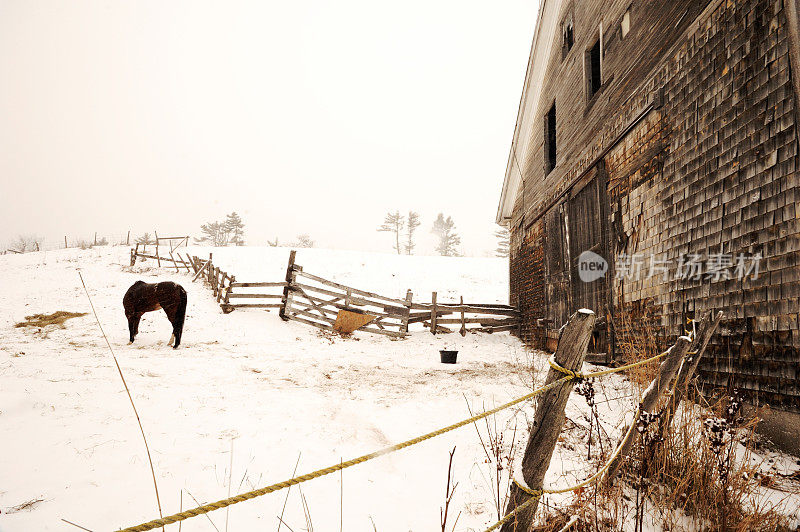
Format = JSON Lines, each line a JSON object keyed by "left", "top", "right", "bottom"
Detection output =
{"left": 136, "top": 232, "right": 155, "bottom": 245}
{"left": 494, "top": 227, "right": 510, "bottom": 257}
{"left": 225, "top": 212, "right": 245, "bottom": 246}
{"left": 405, "top": 211, "right": 420, "bottom": 255}
{"left": 377, "top": 211, "right": 405, "bottom": 254}
{"left": 431, "top": 213, "right": 461, "bottom": 257}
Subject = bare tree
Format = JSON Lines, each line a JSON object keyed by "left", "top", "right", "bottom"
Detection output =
{"left": 431, "top": 214, "right": 461, "bottom": 257}
{"left": 293, "top": 234, "right": 315, "bottom": 248}
{"left": 377, "top": 211, "right": 405, "bottom": 254}
{"left": 195, "top": 221, "right": 229, "bottom": 246}
{"left": 494, "top": 227, "right": 510, "bottom": 258}
{"left": 405, "top": 211, "right": 420, "bottom": 255}
{"left": 9, "top": 235, "right": 42, "bottom": 253}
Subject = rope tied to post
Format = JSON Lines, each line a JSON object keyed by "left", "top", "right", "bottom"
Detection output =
{"left": 118, "top": 343, "right": 687, "bottom": 532}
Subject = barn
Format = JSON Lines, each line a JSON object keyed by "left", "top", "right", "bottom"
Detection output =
{"left": 497, "top": 0, "right": 800, "bottom": 449}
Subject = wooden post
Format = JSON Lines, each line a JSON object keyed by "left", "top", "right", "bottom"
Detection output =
{"left": 64, "top": 236, "right": 68, "bottom": 249}
{"left": 658, "top": 311, "right": 723, "bottom": 437}
{"left": 459, "top": 296, "right": 466, "bottom": 337}
{"left": 401, "top": 289, "right": 413, "bottom": 334}
{"left": 126, "top": 230, "right": 130, "bottom": 246}
{"left": 191, "top": 260, "right": 208, "bottom": 282}
{"left": 603, "top": 334, "right": 692, "bottom": 484}
{"left": 279, "top": 250, "right": 297, "bottom": 321}
{"left": 431, "top": 292, "right": 438, "bottom": 335}
{"left": 217, "top": 271, "right": 225, "bottom": 302}
{"left": 94, "top": 232, "right": 97, "bottom": 246}
{"left": 501, "top": 309, "right": 596, "bottom": 531}
{"left": 169, "top": 251, "right": 180, "bottom": 272}
{"left": 222, "top": 274, "right": 235, "bottom": 313}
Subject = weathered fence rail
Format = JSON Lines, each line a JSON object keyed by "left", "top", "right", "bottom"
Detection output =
{"left": 130, "top": 247, "right": 520, "bottom": 337}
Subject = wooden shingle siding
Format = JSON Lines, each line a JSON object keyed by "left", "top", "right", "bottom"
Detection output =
{"left": 508, "top": 0, "right": 800, "bottom": 411}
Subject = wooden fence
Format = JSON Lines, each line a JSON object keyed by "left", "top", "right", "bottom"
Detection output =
{"left": 130, "top": 247, "right": 521, "bottom": 338}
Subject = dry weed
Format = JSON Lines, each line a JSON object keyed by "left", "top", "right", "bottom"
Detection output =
{"left": 14, "top": 311, "right": 87, "bottom": 329}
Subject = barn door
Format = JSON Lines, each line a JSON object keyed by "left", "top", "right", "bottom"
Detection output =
{"left": 545, "top": 203, "right": 570, "bottom": 328}
{"left": 566, "top": 163, "right": 610, "bottom": 328}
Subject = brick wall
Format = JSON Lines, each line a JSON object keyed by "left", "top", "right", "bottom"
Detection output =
{"left": 509, "top": 219, "right": 546, "bottom": 346}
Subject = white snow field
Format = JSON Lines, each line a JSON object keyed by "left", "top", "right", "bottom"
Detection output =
{"left": 1, "top": 246, "right": 798, "bottom": 531}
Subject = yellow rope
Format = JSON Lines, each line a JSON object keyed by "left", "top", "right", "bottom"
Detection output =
{"left": 482, "top": 496, "right": 540, "bottom": 532}
{"left": 117, "top": 377, "right": 569, "bottom": 531}
{"left": 118, "top": 350, "right": 673, "bottom": 532}
{"left": 548, "top": 349, "right": 669, "bottom": 380}
{"left": 480, "top": 412, "right": 640, "bottom": 532}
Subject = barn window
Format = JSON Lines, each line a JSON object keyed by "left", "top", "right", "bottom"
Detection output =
{"left": 621, "top": 8, "right": 631, "bottom": 39}
{"left": 544, "top": 103, "right": 557, "bottom": 174}
{"left": 562, "top": 15, "right": 574, "bottom": 58}
{"left": 585, "top": 33, "right": 603, "bottom": 100}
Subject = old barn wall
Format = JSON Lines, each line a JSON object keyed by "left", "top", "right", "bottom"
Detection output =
{"left": 509, "top": 0, "right": 800, "bottom": 412}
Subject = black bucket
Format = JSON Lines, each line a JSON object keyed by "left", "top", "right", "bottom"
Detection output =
{"left": 439, "top": 350, "right": 458, "bottom": 364}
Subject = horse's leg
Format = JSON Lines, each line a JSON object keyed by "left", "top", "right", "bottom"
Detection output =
{"left": 163, "top": 305, "right": 179, "bottom": 348}
{"left": 128, "top": 314, "right": 141, "bottom": 343}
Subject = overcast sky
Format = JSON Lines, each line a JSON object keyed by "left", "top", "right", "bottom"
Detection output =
{"left": 0, "top": 0, "right": 538, "bottom": 256}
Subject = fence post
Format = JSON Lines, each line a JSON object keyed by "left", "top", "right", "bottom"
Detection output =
{"left": 65, "top": 236, "right": 68, "bottom": 249}
{"left": 500, "top": 309, "right": 595, "bottom": 531}
{"left": 169, "top": 250, "right": 179, "bottom": 273}
{"left": 217, "top": 271, "right": 225, "bottom": 303}
{"left": 126, "top": 230, "right": 130, "bottom": 246}
{"left": 279, "top": 250, "right": 297, "bottom": 321}
{"left": 401, "top": 289, "right": 413, "bottom": 334}
{"left": 431, "top": 291, "right": 438, "bottom": 335}
{"left": 222, "top": 274, "right": 235, "bottom": 313}
{"left": 459, "top": 296, "right": 466, "bottom": 336}
{"left": 603, "top": 334, "right": 692, "bottom": 484}
{"left": 657, "top": 311, "right": 722, "bottom": 438}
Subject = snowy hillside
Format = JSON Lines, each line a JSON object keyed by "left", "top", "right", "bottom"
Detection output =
{"left": 0, "top": 247, "right": 797, "bottom": 531}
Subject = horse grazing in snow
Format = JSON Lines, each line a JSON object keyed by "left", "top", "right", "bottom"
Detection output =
{"left": 123, "top": 281, "right": 187, "bottom": 348}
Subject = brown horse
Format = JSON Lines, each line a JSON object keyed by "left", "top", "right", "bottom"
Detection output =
{"left": 123, "top": 281, "right": 187, "bottom": 348}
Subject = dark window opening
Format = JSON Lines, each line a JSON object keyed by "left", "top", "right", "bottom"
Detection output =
{"left": 545, "top": 103, "right": 557, "bottom": 174}
{"left": 562, "top": 18, "right": 574, "bottom": 58}
{"left": 587, "top": 39, "right": 602, "bottom": 98}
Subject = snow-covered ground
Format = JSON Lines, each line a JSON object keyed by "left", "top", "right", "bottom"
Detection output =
{"left": 1, "top": 246, "right": 797, "bottom": 531}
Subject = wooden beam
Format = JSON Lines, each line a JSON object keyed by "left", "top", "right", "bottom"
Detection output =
{"left": 230, "top": 282, "right": 287, "bottom": 288}
{"left": 295, "top": 269, "right": 408, "bottom": 306}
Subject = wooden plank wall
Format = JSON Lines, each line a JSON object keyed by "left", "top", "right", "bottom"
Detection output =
{"left": 509, "top": 0, "right": 800, "bottom": 411}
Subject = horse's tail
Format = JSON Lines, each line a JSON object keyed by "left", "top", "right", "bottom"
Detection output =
{"left": 175, "top": 285, "right": 188, "bottom": 333}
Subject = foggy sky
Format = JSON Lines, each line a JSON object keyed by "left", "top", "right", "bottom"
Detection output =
{"left": 0, "top": 0, "right": 538, "bottom": 256}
